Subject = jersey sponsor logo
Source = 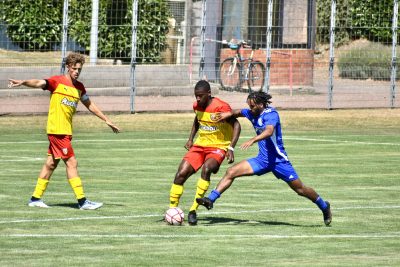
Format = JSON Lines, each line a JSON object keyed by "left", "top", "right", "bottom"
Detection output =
{"left": 61, "top": 97, "right": 78, "bottom": 108}
{"left": 199, "top": 125, "right": 218, "bottom": 131}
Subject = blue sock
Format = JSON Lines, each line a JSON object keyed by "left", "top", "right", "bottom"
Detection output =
{"left": 208, "top": 189, "right": 221, "bottom": 203}
{"left": 315, "top": 196, "right": 328, "bottom": 211}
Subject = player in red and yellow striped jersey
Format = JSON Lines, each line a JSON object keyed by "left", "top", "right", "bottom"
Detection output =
{"left": 168, "top": 80, "right": 241, "bottom": 225}
{"left": 8, "top": 53, "right": 120, "bottom": 210}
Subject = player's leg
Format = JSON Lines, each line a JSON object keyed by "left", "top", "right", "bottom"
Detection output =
{"left": 274, "top": 161, "right": 332, "bottom": 226}
{"left": 188, "top": 155, "right": 222, "bottom": 225}
{"left": 169, "top": 159, "right": 196, "bottom": 208}
{"left": 197, "top": 159, "right": 254, "bottom": 210}
{"left": 29, "top": 155, "right": 60, "bottom": 208}
{"left": 64, "top": 156, "right": 102, "bottom": 210}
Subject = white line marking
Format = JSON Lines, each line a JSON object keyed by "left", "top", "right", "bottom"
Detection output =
{"left": 0, "top": 137, "right": 398, "bottom": 146}
{"left": 0, "top": 205, "right": 399, "bottom": 225}
{"left": 2, "top": 233, "right": 400, "bottom": 239}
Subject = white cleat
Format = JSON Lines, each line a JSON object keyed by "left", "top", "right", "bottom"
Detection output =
{"left": 79, "top": 200, "right": 103, "bottom": 210}
{"left": 28, "top": 200, "right": 50, "bottom": 208}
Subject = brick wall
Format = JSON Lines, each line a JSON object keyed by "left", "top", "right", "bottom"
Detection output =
{"left": 220, "top": 48, "right": 314, "bottom": 86}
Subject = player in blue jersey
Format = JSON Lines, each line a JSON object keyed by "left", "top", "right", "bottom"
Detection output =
{"left": 197, "top": 91, "right": 332, "bottom": 226}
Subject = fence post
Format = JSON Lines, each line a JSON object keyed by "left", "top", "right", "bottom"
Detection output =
{"left": 60, "top": 0, "right": 69, "bottom": 74}
{"left": 89, "top": 0, "right": 99, "bottom": 65}
{"left": 327, "top": 0, "right": 336, "bottom": 110}
{"left": 262, "top": 0, "right": 273, "bottom": 93}
{"left": 390, "top": 0, "right": 398, "bottom": 108}
{"left": 199, "top": 0, "right": 207, "bottom": 79}
{"left": 130, "top": 0, "right": 139, "bottom": 114}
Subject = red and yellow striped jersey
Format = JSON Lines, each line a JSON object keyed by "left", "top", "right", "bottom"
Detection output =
{"left": 193, "top": 97, "right": 233, "bottom": 150}
{"left": 44, "top": 75, "right": 87, "bottom": 135}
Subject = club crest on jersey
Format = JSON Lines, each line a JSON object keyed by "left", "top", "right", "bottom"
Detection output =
{"left": 210, "top": 114, "right": 217, "bottom": 121}
{"left": 61, "top": 97, "right": 78, "bottom": 108}
{"left": 62, "top": 148, "right": 68, "bottom": 155}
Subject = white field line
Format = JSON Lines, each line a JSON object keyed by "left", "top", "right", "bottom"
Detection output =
{"left": 0, "top": 136, "right": 399, "bottom": 146}
{"left": 2, "top": 233, "right": 400, "bottom": 239}
{"left": 0, "top": 204, "right": 399, "bottom": 225}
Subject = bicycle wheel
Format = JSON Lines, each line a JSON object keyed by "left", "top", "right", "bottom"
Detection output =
{"left": 247, "top": 61, "right": 265, "bottom": 92}
{"left": 219, "top": 58, "right": 240, "bottom": 91}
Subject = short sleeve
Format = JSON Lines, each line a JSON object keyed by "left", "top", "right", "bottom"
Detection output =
{"left": 264, "top": 111, "right": 279, "bottom": 127}
{"left": 241, "top": 109, "right": 252, "bottom": 120}
{"left": 44, "top": 77, "right": 58, "bottom": 92}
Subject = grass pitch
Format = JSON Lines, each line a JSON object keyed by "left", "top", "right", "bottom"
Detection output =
{"left": 0, "top": 110, "right": 399, "bottom": 266}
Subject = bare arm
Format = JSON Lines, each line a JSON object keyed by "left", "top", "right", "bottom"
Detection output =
{"left": 184, "top": 116, "right": 199, "bottom": 150}
{"left": 240, "top": 125, "right": 274, "bottom": 150}
{"left": 8, "top": 79, "right": 46, "bottom": 89}
{"left": 225, "top": 117, "right": 241, "bottom": 163}
{"left": 214, "top": 109, "right": 243, "bottom": 122}
{"left": 82, "top": 99, "right": 120, "bottom": 133}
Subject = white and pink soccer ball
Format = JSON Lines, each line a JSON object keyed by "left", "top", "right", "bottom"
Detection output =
{"left": 165, "top": 207, "right": 184, "bottom": 226}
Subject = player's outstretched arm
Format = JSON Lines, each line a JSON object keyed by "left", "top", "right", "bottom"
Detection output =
{"left": 8, "top": 79, "right": 46, "bottom": 89}
{"left": 215, "top": 109, "right": 242, "bottom": 122}
{"left": 82, "top": 99, "right": 121, "bottom": 133}
{"left": 240, "top": 125, "right": 274, "bottom": 150}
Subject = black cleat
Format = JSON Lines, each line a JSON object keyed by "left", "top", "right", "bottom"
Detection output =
{"left": 188, "top": 210, "right": 197, "bottom": 226}
{"left": 196, "top": 197, "right": 213, "bottom": 210}
{"left": 323, "top": 201, "right": 332, "bottom": 226}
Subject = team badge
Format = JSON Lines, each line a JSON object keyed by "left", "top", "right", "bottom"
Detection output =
{"left": 210, "top": 114, "right": 217, "bottom": 121}
{"left": 62, "top": 148, "right": 68, "bottom": 155}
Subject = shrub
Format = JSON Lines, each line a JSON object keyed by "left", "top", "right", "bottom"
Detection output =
{"left": 337, "top": 41, "right": 398, "bottom": 80}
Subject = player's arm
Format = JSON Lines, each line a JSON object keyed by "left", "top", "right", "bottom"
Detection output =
{"left": 240, "top": 125, "right": 274, "bottom": 150}
{"left": 81, "top": 98, "right": 121, "bottom": 133}
{"left": 215, "top": 109, "right": 243, "bottom": 122}
{"left": 226, "top": 117, "right": 241, "bottom": 163}
{"left": 8, "top": 79, "right": 46, "bottom": 89}
{"left": 184, "top": 116, "right": 199, "bottom": 150}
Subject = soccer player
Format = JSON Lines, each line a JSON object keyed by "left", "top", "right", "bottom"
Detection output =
{"left": 8, "top": 52, "right": 120, "bottom": 210}
{"left": 168, "top": 80, "right": 241, "bottom": 225}
{"left": 197, "top": 91, "right": 332, "bottom": 226}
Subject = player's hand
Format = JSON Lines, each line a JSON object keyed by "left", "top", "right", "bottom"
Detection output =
{"left": 8, "top": 79, "right": 23, "bottom": 88}
{"left": 213, "top": 111, "right": 232, "bottom": 122}
{"left": 226, "top": 150, "right": 234, "bottom": 164}
{"left": 240, "top": 139, "right": 255, "bottom": 150}
{"left": 184, "top": 140, "right": 193, "bottom": 150}
{"left": 106, "top": 121, "right": 121, "bottom": 133}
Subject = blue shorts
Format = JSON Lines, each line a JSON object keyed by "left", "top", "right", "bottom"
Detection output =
{"left": 247, "top": 156, "right": 299, "bottom": 183}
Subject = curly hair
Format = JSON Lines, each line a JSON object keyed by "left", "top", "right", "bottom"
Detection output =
{"left": 65, "top": 53, "right": 85, "bottom": 66}
{"left": 194, "top": 80, "right": 211, "bottom": 92}
{"left": 247, "top": 91, "right": 272, "bottom": 107}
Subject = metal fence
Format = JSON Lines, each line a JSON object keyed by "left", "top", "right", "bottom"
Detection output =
{"left": 0, "top": 0, "right": 398, "bottom": 114}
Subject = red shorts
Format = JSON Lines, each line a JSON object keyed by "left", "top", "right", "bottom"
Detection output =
{"left": 47, "top": 134, "right": 74, "bottom": 159}
{"left": 183, "top": 145, "right": 226, "bottom": 171}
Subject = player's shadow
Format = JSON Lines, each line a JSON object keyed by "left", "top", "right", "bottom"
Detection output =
{"left": 51, "top": 203, "right": 79, "bottom": 209}
{"left": 199, "top": 216, "right": 320, "bottom": 227}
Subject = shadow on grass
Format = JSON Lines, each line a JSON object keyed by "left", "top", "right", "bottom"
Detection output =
{"left": 198, "top": 216, "right": 321, "bottom": 227}
{"left": 51, "top": 203, "right": 79, "bottom": 209}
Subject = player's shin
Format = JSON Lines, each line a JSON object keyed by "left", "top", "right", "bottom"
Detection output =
{"left": 31, "top": 177, "right": 49, "bottom": 200}
{"left": 68, "top": 177, "right": 86, "bottom": 203}
{"left": 190, "top": 178, "right": 210, "bottom": 211}
{"left": 169, "top": 183, "right": 184, "bottom": 208}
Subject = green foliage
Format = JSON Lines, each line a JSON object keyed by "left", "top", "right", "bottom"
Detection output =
{"left": 0, "top": 0, "right": 170, "bottom": 62}
{"left": 337, "top": 41, "right": 399, "bottom": 80}
{"left": 317, "top": 0, "right": 395, "bottom": 46}
{"left": 68, "top": 0, "right": 171, "bottom": 62}
{"left": 0, "top": 0, "right": 63, "bottom": 50}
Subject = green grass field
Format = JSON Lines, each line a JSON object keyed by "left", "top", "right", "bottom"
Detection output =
{"left": 0, "top": 110, "right": 400, "bottom": 266}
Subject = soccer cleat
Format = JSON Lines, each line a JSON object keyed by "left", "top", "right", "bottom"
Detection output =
{"left": 28, "top": 200, "right": 50, "bottom": 208}
{"left": 79, "top": 200, "right": 103, "bottom": 210}
{"left": 323, "top": 201, "right": 332, "bottom": 226}
{"left": 196, "top": 197, "right": 213, "bottom": 210}
{"left": 188, "top": 210, "right": 197, "bottom": 226}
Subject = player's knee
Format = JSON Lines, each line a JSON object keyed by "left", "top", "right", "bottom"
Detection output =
{"left": 295, "top": 187, "right": 306, "bottom": 197}
{"left": 225, "top": 167, "right": 237, "bottom": 180}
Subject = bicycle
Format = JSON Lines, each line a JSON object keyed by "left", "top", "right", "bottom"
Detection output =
{"left": 219, "top": 39, "right": 265, "bottom": 92}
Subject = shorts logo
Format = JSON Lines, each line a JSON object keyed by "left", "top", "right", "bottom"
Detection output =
{"left": 62, "top": 148, "right": 68, "bottom": 155}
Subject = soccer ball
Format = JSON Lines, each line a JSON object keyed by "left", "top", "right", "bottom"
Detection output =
{"left": 165, "top": 207, "right": 184, "bottom": 226}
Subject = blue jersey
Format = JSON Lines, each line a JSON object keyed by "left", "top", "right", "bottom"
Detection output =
{"left": 241, "top": 107, "right": 289, "bottom": 165}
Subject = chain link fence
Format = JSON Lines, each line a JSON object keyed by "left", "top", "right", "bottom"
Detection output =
{"left": 0, "top": 0, "right": 398, "bottom": 114}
